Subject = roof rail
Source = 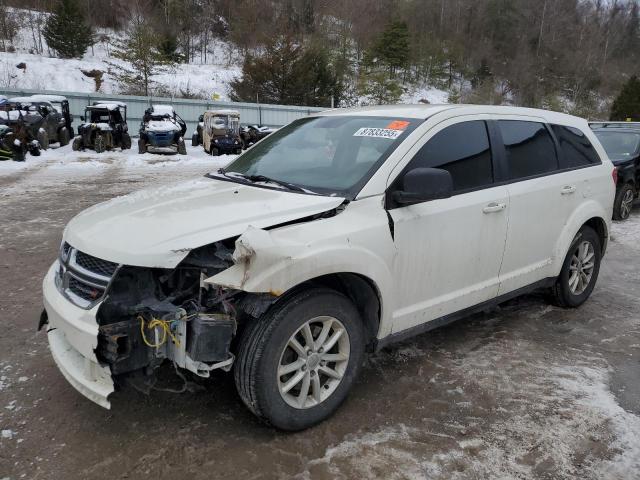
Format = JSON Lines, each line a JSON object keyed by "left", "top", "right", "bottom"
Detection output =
{"left": 589, "top": 121, "right": 640, "bottom": 128}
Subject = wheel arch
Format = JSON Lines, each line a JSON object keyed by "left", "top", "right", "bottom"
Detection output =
{"left": 552, "top": 203, "right": 610, "bottom": 277}
{"left": 282, "top": 272, "right": 382, "bottom": 350}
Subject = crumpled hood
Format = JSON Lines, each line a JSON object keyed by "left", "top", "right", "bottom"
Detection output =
{"left": 64, "top": 177, "right": 345, "bottom": 268}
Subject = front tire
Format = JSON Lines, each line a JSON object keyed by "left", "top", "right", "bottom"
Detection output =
{"left": 234, "top": 288, "right": 365, "bottom": 431}
{"left": 58, "top": 127, "right": 70, "bottom": 146}
{"left": 94, "top": 135, "right": 105, "bottom": 153}
{"left": 177, "top": 138, "right": 187, "bottom": 155}
{"left": 72, "top": 136, "right": 82, "bottom": 151}
{"left": 138, "top": 138, "right": 147, "bottom": 154}
{"left": 37, "top": 129, "right": 49, "bottom": 150}
{"left": 551, "top": 226, "right": 601, "bottom": 308}
{"left": 613, "top": 183, "right": 635, "bottom": 221}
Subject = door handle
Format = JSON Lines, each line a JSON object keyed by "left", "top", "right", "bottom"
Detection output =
{"left": 561, "top": 185, "right": 576, "bottom": 195}
{"left": 483, "top": 202, "right": 507, "bottom": 214}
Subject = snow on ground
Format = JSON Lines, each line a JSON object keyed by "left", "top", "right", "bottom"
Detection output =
{"left": 0, "top": 142, "right": 234, "bottom": 199}
{"left": 610, "top": 208, "right": 640, "bottom": 251}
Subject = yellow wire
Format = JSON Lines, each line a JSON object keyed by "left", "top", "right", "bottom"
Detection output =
{"left": 138, "top": 315, "right": 181, "bottom": 348}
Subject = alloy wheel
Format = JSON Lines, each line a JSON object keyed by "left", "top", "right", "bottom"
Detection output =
{"left": 277, "top": 316, "right": 350, "bottom": 409}
{"left": 568, "top": 240, "right": 595, "bottom": 295}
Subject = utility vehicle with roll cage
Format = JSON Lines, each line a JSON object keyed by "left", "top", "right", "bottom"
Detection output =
{"left": 202, "top": 109, "right": 242, "bottom": 155}
{"left": 72, "top": 102, "right": 132, "bottom": 153}
{"left": 7, "top": 97, "right": 71, "bottom": 148}
{"left": 138, "top": 105, "right": 188, "bottom": 155}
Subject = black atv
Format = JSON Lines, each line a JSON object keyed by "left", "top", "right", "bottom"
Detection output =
{"left": 191, "top": 114, "right": 204, "bottom": 146}
{"left": 138, "top": 105, "right": 187, "bottom": 155}
{"left": 8, "top": 96, "right": 71, "bottom": 147}
{"left": 240, "top": 124, "right": 276, "bottom": 149}
{"left": 29, "top": 94, "right": 73, "bottom": 134}
{"left": 0, "top": 112, "right": 41, "bottom": 162}
{"left": 73, "top": 102, "right": 132, "bottom": 153}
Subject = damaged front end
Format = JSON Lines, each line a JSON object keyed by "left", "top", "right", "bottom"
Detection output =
{"left": 45, "top": 239, "right": 277, "bottom": 405}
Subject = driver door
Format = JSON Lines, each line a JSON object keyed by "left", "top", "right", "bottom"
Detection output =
{"left": 388, "top": 119, "right": 509, "bottom": 333}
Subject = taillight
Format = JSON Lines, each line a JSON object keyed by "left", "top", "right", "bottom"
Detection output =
{"left": 612, "top": 167, "right": 618, "bottom": 185}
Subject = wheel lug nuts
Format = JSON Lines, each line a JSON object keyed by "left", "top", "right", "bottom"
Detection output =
{"left": 318, "top": 348, "right": 324, "bottom": 353}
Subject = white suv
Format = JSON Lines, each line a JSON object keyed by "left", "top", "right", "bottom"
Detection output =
{"left": 41, "top": 105, "right": 615, "bottom": 430}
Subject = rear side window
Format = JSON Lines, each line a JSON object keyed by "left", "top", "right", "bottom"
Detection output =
{"left": 498, "top": 120, "right": 558, "bottom": 180}
{"left": 551, "top": 125, "right": 601, "bottom": 168}
{"left": 404, "top": 120, "right": 493, "bottom": 192}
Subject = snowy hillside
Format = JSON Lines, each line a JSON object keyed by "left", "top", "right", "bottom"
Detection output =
{"left": 0, "top": 8, "right": 242, "bottom": 100}
{"left": 0, "top": 8, "right": 448, "bottom": 106}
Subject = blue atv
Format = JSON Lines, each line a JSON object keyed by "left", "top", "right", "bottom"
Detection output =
{"left": 138, "top": 105, "right": 187, "bottom": 155}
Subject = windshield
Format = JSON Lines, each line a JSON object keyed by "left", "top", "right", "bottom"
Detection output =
{"left": 594, "top": 131, "right": 640, "bottom": 158}
{"left": 222, "top": 115, "right": 421, "bottom": 197}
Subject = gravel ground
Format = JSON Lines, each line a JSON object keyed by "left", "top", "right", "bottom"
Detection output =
{"left": 0, "top": 145, "right": 639, "bottom": 480}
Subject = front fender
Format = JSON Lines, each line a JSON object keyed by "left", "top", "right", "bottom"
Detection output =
{"left": 206, "top": 226, "right": 395, "bottom": 335}
{"left": 551, "top": 200, "right": 610, "bottom": 276}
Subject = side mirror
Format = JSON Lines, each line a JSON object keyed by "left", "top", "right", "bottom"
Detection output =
{"left": 392, "top": 167, "right": 453, "bottom": 206}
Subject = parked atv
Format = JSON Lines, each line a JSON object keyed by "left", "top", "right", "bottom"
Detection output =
{"left": 72, "top": 102, "right": 131, "bottom": 153}
{"left": 29, "top": 94, "right": 73, "bottom": 133}
{"left": 0, "top": 110, "right": 41, "bottom": 161}
{"left": 191, "top": 114, "right": 204, "bottom": 146}
{"left": 202, "top": 109, "right": 242, "bottom": 155}
{"left": 240, "top": 124, "right": 276, "bottom": 149}
{"left": 8, "top": 97, "right": 71, "bottom": 147}
{"left": 138, "top": 105, "right": 187, "bottom": 155}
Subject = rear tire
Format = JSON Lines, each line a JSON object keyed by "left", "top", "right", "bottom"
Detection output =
{"left": 234, "top": 288, "right": 365, "bottom": 431}
{"left": 551, "top": 226, "right": 601, "bottom": 308}
{"left": 613, "top": 183, "right": 635, "bottom": 221}
{"left": 138, "top": 138, "right": 147, "bottom": 154}
{"left": 191, "top": 132, "right": 199, "bottom": 146}
{"left": 121, "top": 133, "right": 132, "bottom": 150}
{"left": 58, "top": 127, "right": 70, "bottom": 146}
{"left": 72, "top": 136, "right": 82, "bottom": 151}
{"left": 210, "top": 147, "right": 219, "bottom": 156}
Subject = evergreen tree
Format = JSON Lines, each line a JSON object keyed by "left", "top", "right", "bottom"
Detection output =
{"left": 106, "top": 19, "right": 170, "bottom": 96}
{"left": 42, "top": 0, "right": 94, "bottom": 59}
{"left": 365, "top": 20, "right": 410, "bottom": 77}
{"left": 230, "top": 36, "right": 339, "bottom": 107}
{"left": 610, "top": 76, "right": 640, "bottom": 121}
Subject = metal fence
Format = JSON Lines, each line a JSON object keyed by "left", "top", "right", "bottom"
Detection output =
{"left": 0, "top": 88, "right": 327, "bottom": 136}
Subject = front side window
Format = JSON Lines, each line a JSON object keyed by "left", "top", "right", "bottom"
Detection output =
{"left": 498, "top": 120, "right": 558, "bottom": 180}
{"left": 398, "top": 120, "right": 494, "bottom": 193}
{"left": 224, "top": 116, "right": 421, "bottom": 197}
{"left": 551, "top": 125, "right": 601, "bottom": 168}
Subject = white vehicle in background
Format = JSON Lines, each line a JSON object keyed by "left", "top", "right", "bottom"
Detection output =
{"left": 41, "top": 105, "right": 615, "bottom": 430}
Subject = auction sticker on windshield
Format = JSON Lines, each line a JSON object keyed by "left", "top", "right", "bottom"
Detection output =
{"left": 353, "top": 127, "right": 403, "bottom": 139}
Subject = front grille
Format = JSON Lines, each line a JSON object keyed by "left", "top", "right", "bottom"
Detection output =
{"left": 75, "top": 250, "right": 118, "bottom": 277}
{"left": 56, "top": 244, "right": 120, "bottom": 309}
{"left": 68, "top": 276, "right": 105, "bottom": 302}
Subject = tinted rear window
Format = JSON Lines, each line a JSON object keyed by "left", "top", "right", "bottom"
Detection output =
{"left": 498, "top": 120, "right": 558, "bottom": 180}
{"left": 551, "top": 125, "right": 601, "bottom": 168}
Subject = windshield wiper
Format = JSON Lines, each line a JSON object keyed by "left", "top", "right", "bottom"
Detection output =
{"left": 214, "top": 168, "right": 309, "bottom": 193}
{"left": 245, "top": 174, "right": 308, "bottom": 193}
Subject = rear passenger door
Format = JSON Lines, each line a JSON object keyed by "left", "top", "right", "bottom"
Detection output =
{"left": 495, "top": 119, "right": 595, "bottom": 294}
{"left": 388, "top": 119, "right": 509, "bottom": 332}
